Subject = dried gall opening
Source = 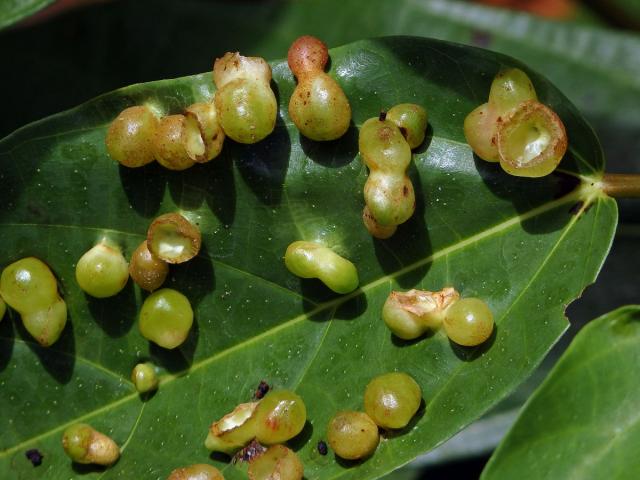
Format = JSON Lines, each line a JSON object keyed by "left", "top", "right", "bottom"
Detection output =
{"left": 147, "top": 213, "right": 201, "bottom": 264}
{"left": 498, "top": 100, "right": 567, "bottom": 177}
{"left": 183, "top": 115, "right": 206, "bottom": 160}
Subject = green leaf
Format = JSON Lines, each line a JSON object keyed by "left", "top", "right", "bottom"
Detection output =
{"left": 482, "top": 305, "right": 640, "bottom": 479}
{"left": 0, "top": 0, "right": 54, "bottom": 30}
{"left": 0, "top": 36, "right": 617, "bottom": 479}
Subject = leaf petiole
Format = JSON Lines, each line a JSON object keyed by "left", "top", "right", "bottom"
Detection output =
{"left": 601, "top": 173, "right": 640, "bottom": 198}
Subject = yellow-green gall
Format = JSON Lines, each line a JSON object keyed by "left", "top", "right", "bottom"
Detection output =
{"left": 386, "top": 103, "right": 428, "bottom": 149}
{"left": 139, "top": 288, "right": 193, "bottom": 349}
{"left": 22, "top": 298, "right": 68, "bottom": 347}
{"left": 382, "top": 287, "right": 459, "bottom": 340}
{"left": 105, "top": 105, "right": 158, "bottom": 168}
{"left": 464, "top": 67, "right": 567, "bottom": 177}
{"left": 147, "top": 213, "right": 201, "bottom": 264}
{"left": 284, "top": 241, "right": 358, "bottom": 294}
{"left": 205, "top": 402, "right": 259, "bottom": 454}
{"left": 364, "top": 372, "right": 422, "bottom": 429}
{"left": 327, "top": 411, "right": 379, "bottom": 460}
{"left": 362, "top": 206, "right": 397, "bottom": 239}
{"left": 131, "top": 362, "right": 159, "bottom": 393}
{"left": 153, "top": 114, "right": 197, "bottom": 171}
{"left": 288, "top": 35, "right": 351, "bottom": 141}
{"left": 443, "top": 297, "right": 494, "bottom": 347}
{"left": 248, "top": 445, "right": 303, "bottom": 480}
{"left": 185, "top": 102, "right": 225, "bottom": 163}
{"left": 0, "top": 257, "right": 67, "bottom": 346}
{"left": 253, "top": 390, "right": 307, "bottom": 445}
{"left": 359, "top": 112, "right": 421, "bottom": 233}
{"left": 75, "top": 242, "right": 129, "bottom": 298}
{"left": 0, "top": 257, "right": 59, "bottom": 314}
{"left": 62, "top": 423, "right": 120, "bottom": 466}
{"left": 167, "top": 464, "right": 225, "bottom": 480}
{"left": 497, "top": 100, "right": 567, "bottom": 178}
{"left": 128, "top": 241, "right": 169, "bottom": 292}
{"left": 213, "top": 52, "right": 277, "bottom": 144}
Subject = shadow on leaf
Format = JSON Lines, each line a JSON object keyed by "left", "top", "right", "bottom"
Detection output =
{"left": 449, "top": 325, "right": 497, "bottom": 362}
{"left": 0, "top": 312, "right": 14, "bottom": 372}
{"left": 232, "top": 109, "right": 291, "bottom": 207}
{"left": 86, "top": 281, "right": 137, "bottom": 338}
{"left": 299, "top": 121, "right": 359, "bottom": 169}
{"left": 13, "top": 315, "right": 75, "bottom": 384}
{"left": 118, "top": 162, "right": 166, "bottom": 218}
{"left": 372, "top": 165, "right": 432, "bottom": 289}
{"left": 150, "top": 318, "right": 198, "bottom": 373}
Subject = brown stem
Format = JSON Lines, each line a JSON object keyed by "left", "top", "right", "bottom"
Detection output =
{"left": 601, "top": 174, "right": 640, "bottom": 198}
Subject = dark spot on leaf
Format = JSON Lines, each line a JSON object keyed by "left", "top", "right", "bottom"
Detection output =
{"left": 25, "top": 449, "right": 43, "bottom": 467}
{"left": 317, "top": 440, "right": 328, "bottom": 455}
{"left": 403, "top": 185, "right": 409, "bottom": 197}
{"left": 254, "top": 380, "right": 270, "bottom": 399}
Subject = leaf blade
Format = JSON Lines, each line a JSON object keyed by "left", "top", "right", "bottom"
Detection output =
{"left": 0, "top": 37, "right": 617, "bottom": 479}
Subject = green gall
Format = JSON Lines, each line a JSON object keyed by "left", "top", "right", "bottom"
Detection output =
{"left": 75, "top": 242, "right": 129, "bottom": 298}
{"left": 105, "top": 105, "right": 158, "bottom": 168}
{"left": 22, "top": 297, "right": 67, "bottom": 347}
{"left": 128, "top": 240, "right": 169, "bottom": 292}
{"left": 213, "top": 52, "right": 277, "bottom": 144}
{"left": 185, "top": 101, "right": 225, "bottom": 162}
{"left": 253, "top": 390, "right": 307, "bottom": 445}
{"left": 464, "top": 67, "right": 566, "bottom": 177}
{"left": 62, "top": 423, "right": 120, "bottom": 466}
{"left": 359, "top": 114, "right": 418, "bottom": 234}
{"left": 497, "top": 100, "right": 568, "bottom": 178}
{"left": 131, "top": 362, "right": 159, "bottom": 393}
{"left": 205, "top": 402, "right": 259, "bottom": 454}
{"left": 288, "top": 35, "right": 351, "bottom": 141}
{"left": 443, "top": 297, "right": 494, "bottom": 347}
{"left": 327, "top": 411, "right": 379, "bottom": 460}
{"left": 0, "top": 257, "right": 59, "bottom": 314}
{"left": 382, "top": 287, "right": 459, "bottom": 340}
{"left": 364, "top": 372, "right": 422, "bottom": 429}
{"left": 386, "top": 103, "right": 428, "bottom": 149}
{"left": 362, "top": 206, "right": 397, "bottom": 239}
{"left": 248, "top": 445, "right": 303, "bottom": 480}
{"left": 147, "top": 213, "right": 201, "bottom": 264}
{"left": 167, "top": 464, "right": 225, "bottom": 480}
{"left": 139, "top": 288, "right": 193, "bottom": 349}
{"left": 153, "top": 114, "right": 197, "bottom": 171}
{"left": 0, "top": 257, "right": 67, "bottom": 346}
{"left": 284, "top": 241, "right": 358, "bottom": 294}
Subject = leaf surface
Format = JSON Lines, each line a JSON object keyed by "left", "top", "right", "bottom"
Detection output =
{"left": 0, "top": 37, "right": 617, "bottom": 479}
{"left": 482, "top": 305, "right": 640, "bottom": 479}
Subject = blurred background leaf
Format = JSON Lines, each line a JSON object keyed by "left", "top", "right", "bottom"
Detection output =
{"left": 0, "top": 0, "right": 54, "bottom": 30}
{"left": 482, "top": 306, "right": 640, "bottom": 479}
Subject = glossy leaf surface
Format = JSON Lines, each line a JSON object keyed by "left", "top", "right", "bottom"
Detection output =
{"left": 482, "top": 306, "right": 640, "bottom": 479}
{"left": 0, "top": 37, "right": 616, "bottom": 479}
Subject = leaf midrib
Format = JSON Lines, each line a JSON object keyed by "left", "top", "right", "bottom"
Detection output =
{"left": 0, "top": 182, "right": 589, "bottom": 459}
